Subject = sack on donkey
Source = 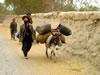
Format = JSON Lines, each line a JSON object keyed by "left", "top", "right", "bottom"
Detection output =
{"left": 36, "top": 24, "right": 51, "bottom": 35}
{"left": 57, "top": 24, "right": 72, "bottom": 36}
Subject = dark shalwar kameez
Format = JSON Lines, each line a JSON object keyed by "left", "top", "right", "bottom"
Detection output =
{"left": 22, "top": 26, "right": 33, "bottom": 57}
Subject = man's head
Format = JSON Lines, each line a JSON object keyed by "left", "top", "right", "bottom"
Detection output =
{"left": 27, "top": 12, "right": 31, "bottom": 17}
{"left": 22, "top": 16, "right": 29, "bottom": 24}
{"left": 12, "top": 18, "right": 15, "bottom": 22}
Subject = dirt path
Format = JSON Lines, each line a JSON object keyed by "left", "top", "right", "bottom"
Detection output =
{"left": 0, "top": 26, "right": 99, "bottom": 75}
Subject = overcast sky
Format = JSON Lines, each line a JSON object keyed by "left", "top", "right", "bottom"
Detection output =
{"left": 0, "top": 0, "right": 4, "bottom": 3}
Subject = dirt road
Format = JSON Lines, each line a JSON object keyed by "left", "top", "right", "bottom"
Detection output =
{"left": 0, "top": 26, "right": 99, "bottom": 75}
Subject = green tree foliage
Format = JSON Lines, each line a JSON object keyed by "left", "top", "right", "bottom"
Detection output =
{"left": 0, "top": 2, "right": 13, "bottom": 15}
{"left": 75, "top": 0, "right": 100, "bottom": 11}
{"left": 5, "top": 0, "right": 61, "bottom": 14}
{"left": 0, "top": 3, "right": 8, "bottom": 15}
{"left": 79, "top": 5, "right": 99, "bottom": 11}
{"left": 0, "top": 3, "right": 8, "bottom": 22}
{"left": 61, "top": 0, "right": 99, "bottom": 11}
{"left": 5, "top": 0, "right": 100, "bottom": 15}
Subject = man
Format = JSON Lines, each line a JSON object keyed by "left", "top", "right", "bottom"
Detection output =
{"left": 17, "top": 12, "right": 33, "bottom": 40}
{"left": 19, "top": 16, "right": 35, "bottom": 59}
{"left": 27, "top": 12, "right": 33, "bottom": 24}
{"left": 10, "top": 18, "right": 17, "bottom": 40}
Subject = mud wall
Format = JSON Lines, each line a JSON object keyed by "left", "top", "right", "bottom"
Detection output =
{"left": 3, "top": 11, "right": 100, "bottom": 69}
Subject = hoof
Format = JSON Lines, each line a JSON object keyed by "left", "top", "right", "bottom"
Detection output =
{"left": 54, "top": 60, "right": 56, "bottom": 63}
{"left": 25, "top": 57, "right": 28, "bottom": 59}
{"left": 54, "top": 58, "right": 56, "bottom": 63}
{"left": 46, "top": 54, "right": 49, "bottom": 58}
{"left": 46, "top": 56, "right": 49, "bottom": 58}
{"left": 50, "top": 56, "right": 52, "bottom": 60}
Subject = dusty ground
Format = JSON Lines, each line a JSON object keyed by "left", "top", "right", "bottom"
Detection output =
{"left": 0, "top": 26, "right": 99, "bottom": 75}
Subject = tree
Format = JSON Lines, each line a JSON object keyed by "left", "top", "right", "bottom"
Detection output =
{"left": 0, "top": 3, "right": 10, "bottom": 23}
{"left": 61, "top": 0, "right": 99, "bottom": 11}
{"left": 0, "top": 3, "right": 8, "bottom": 15}
{"left": 5, "top": 0, "right": 58, "bottom": 14}
{"left": 5, "top": 0, "right": 100, "bottom": 15}
{"left": 74, "top": 0, "right": 100, "bottom": 11}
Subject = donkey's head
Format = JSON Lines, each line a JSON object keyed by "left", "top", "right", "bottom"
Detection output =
{"left": 50, "top": 32, "right": 62, "bottom": 50}
{"left": 52, "top": 33, "right": 61, "bottom": 45}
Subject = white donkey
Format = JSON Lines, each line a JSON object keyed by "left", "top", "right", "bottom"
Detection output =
{"left": 45, "top": 32, "right": 62, "bottom": 62}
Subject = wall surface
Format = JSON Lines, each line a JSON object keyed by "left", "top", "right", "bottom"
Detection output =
{"left": 3, "top": 11, "right": 100, "bottom": 70}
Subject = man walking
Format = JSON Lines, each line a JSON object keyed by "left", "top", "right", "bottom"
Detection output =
{"left": 10, "top": 18, "right": 17, "bottom": 40}
{"left": 19, "top": 16, "right": 35, "bottom": 59}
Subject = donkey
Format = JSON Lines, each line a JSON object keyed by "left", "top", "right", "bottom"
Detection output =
{"left": 45, "top": 32, "right": 62, "bottom": 62}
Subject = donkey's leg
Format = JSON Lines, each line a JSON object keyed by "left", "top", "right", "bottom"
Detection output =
{"left": 53, "top": 52, "right": 56, "bottom": 62}
{"left": 46, "top": 46, "right": 49, "bottom": 58}
{"left": 50, "top": 50, "right": 53, "bottom": 59}
{"left": 52, "top": 49, "right": 56, "bottom": 62}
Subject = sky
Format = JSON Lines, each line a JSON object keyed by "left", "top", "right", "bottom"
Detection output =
{"left": 0, "top": 0, "right": 4, "bottom": 3}
{"left": 76, "top": 0, "right": 100, "bottom": 7}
